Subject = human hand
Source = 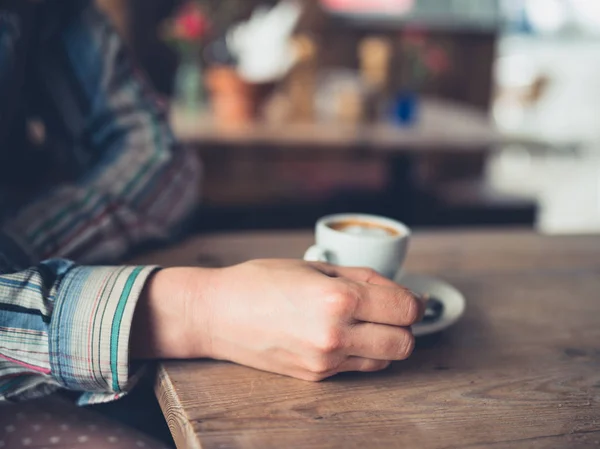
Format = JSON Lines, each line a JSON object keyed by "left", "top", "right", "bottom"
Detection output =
{"left": 132, "top": 260, "right": 424, "bottom": 381}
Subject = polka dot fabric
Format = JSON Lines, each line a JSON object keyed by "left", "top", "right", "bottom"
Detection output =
{"left": 0, "top": 397, "right": 170, "bottom": 449}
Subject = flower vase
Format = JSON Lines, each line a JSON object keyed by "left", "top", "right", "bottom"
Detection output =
{"left": 391, "top": 90, "right": 420, "bottom": 127}
{"left": 174, "top": 53, "right": 207, "bottom": 117}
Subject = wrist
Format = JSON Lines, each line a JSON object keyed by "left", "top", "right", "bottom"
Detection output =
{"left": 130, "top": 267, "right": 218, "bottom": 360}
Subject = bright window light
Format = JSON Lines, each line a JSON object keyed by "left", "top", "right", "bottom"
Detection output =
{"left": 570, "top": 0, "right": 600, "bottom": 34}
{"left": 525, "top": 0, "right": 568, "bottom": 34}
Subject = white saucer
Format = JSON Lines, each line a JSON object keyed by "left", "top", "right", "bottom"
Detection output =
{"left": 395, "top": 273, "right": 466, "bottom": 337}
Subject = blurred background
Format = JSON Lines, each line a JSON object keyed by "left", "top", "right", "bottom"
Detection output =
{"left": 97, "top": 0, "right": 600, "bottom": 235}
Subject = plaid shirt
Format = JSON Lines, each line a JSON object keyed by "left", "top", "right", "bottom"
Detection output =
{"left": 0, "top": 1, "right": 201, "bottom": 405}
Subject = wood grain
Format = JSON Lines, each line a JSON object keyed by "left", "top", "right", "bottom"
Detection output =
{"left": 134, "top": 230, "right": 600, "bottom": 449}
{"left": 154, "top": 365, "right": 201, "bottom": 449}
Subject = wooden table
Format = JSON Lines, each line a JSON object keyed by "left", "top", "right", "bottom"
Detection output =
{"left": 135, "top": 230, "right": 600, "bottom": 449}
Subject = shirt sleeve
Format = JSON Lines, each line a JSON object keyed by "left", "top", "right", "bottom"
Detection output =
{"left": 3, "top": 2, "right": 202, "bottom": 266}
{"left": 0, "top": 230, "right": 159, "bottom": 405}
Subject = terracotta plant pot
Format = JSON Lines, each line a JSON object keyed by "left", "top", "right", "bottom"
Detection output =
{"left": 206, "top": 66, "right": 255, "bottom": 127}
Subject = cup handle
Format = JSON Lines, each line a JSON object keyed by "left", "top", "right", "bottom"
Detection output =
{"left": 304, "top": 245, "right": 330, "bottom": 263}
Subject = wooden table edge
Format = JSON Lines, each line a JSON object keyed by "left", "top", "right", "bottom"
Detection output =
{"left": 155, "top": 364, "right": 202, "bottom": 449}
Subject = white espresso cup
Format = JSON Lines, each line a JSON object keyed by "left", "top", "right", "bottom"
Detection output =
{"left": 304, "top": 214, "right": 411, "bottom": 280}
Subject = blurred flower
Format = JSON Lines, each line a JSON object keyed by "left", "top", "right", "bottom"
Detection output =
{"left": 175, "top": 4, "right": 209, "bottom": 40}
{"left": 398, "top": 28, "right": 452, "bottom": 90}
{"left": 163, "top": 1, "right": 210, "bottom": 44}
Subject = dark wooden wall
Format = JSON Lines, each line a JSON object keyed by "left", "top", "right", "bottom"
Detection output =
{"left": 120, "top": 0, "right": 497, "bottom": 111}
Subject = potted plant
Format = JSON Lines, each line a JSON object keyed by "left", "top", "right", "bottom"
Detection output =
{"left": 162, "top": 1, "right": 211, "bottom": 115}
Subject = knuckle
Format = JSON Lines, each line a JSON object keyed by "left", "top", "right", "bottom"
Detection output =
{"left": 356, "top": 267, "right": 379, "bottom": 281}
{"left": 313, "top": 327, "right": 344, "bottom": 353}
{"left": 321, "top": 285, "right": 356, "bottom": 317}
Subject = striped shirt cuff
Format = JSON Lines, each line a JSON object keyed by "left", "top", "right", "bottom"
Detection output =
{"left": 49, "top": 265, "right": 159, "bottom": 402}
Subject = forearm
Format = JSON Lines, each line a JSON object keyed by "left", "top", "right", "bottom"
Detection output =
{"left": 3, "top": 145, "right": 200, "bottom": 265}
{"left": 130, "top": 267, "right": 217, "bottom": 361}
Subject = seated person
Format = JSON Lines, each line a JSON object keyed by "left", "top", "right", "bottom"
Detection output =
{"left": 0, "top": 1, "right": 422, "bottom": 448}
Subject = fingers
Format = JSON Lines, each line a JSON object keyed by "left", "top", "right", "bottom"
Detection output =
{"left": 347, "top": 322, "right": 415, "bottom": 361}
{"left": 352, "top": 283, "right": 424, "bottom": 326}
{"left": 295, "top": 357, "right": 391, "bottom": 382}
{"left": 310, "top": 263, "right": 424, "bottom": 326}
{"left": 311, "top": 263, "right": 398, "bottom": 288}
{"left": 298, "top": 356, "right": 391, "bottom": 382}
{"left": 337, "top": 356, "right": 391, "bottom": 373}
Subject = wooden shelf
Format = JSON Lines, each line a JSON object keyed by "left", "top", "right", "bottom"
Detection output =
{"left": 171, "top": 98, "right": 504, "bottom": 153}
{"left": 172, "top": 98, "right": 557, "bottom": 154}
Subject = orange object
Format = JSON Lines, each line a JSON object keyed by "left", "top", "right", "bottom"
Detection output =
{"left": 206, "top": 66, "right": 255, "bottom": 127}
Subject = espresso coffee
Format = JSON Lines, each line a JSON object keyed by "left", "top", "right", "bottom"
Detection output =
{"left": 327, "top": 219, "right": 401, "bottom": 238}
